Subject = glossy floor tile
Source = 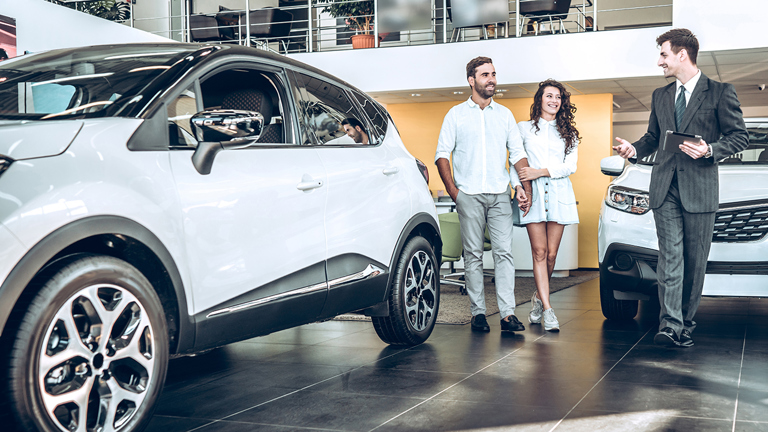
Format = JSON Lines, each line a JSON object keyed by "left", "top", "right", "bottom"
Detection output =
{"left": 144, "top": 278, "right": 768, "bottom": 432}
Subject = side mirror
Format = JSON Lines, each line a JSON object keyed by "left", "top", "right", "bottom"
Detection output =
{"left": 189, "top": 109, "right": 265, "bottom": 175}
{"left": 601, "top": 155, "right": 626, "bottom": 176}
{"left": 190, "top": 109, "right": 264, "bottom": 142}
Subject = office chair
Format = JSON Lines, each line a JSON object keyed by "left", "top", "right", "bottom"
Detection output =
{"left": 438, "top": 212, "right": 467, "bottom": 295}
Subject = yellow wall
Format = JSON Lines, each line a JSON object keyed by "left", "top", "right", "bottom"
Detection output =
{"left": 387, "top": 94, "right": 614, "bottom": 268}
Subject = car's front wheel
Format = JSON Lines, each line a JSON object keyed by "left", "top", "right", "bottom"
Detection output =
{"left": 8, "top": 255, "right": 168, "bottom": 432}
{"left": 373, "top": 236, "right": 439, "bottom": 346}
{"left": 599, "top": 277, "right": 639, "bottom": 320}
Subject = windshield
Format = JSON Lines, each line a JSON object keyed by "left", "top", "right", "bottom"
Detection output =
{"left": 638, "top": 121, "right": 768, "bottom": 166}
{"left": 0, "top": 46, "right": 196, "bottom": 120}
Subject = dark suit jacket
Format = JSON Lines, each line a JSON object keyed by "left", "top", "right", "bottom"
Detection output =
{"left": 633, "top": 73, "right": 749, "bottom": 213}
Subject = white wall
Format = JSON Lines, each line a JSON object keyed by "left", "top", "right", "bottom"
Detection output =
{"left": 289, "top": 26, "right": 668, "bottom": 93}
{"left": 0, "top": 0, "right": 172, "bottom": 56}
{"left": 674, "top": 0, "right": 768, "bottom": 52}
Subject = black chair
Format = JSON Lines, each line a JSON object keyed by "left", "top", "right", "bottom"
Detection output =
{"left": 244, "top": 8, "right": 293, "bottom": 53}
{"left": 220, "top": 88, "right": 283, "bottom": 144}
{"left": 189, "top": 14, "right": 222, "bottom": 42}
{"left": 519, "top": 0, "right": 572, "bottom": 35}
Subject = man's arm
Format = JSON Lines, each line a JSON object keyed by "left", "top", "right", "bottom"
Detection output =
{"left": 436, "top": 158, "right": 459, "bottom": 202}
{"left": 512, "top": 158, "right": 532, "bottom": 216}
{"left": 710, "top": 83, "right": 749, "bottom": 160}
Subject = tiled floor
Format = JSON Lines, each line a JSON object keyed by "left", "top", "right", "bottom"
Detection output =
{"left": 146, "top": 278, "right": 768, "bottom": 432}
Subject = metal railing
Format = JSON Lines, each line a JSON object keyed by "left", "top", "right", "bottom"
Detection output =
{"left": 54, "top": 0, "right": 673, "bottom": 55}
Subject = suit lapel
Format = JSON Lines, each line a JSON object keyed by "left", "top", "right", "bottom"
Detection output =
{"left": 678, "top": 74, "right": 709, "bottom": 133}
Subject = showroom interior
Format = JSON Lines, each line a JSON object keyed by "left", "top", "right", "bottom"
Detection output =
{"left": 1, "top": 0, "right": 767, "bottom": 431}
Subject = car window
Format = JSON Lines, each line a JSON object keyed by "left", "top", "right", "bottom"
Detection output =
{"left": 199, "top": 68, "right": 290, "bottom": 145}
{"left": 293, "top": 72, "right": 367, "bottom": 146}
{"left": 350, "top": 88, "right": 388, "bottom": 145}
{"left": 168, "top": 85, "right": 199, "bottom": 149}
{"left": 724, "top": 122, "right": 768, "bottom": 165}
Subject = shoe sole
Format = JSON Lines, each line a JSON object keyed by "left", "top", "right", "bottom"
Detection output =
{"left": 529, "top": 316, "right": 541, "bottom": 324}
{"left": 653, "top": 333, "right": 680, "bottom": 347}
{"left": 544, "top": 325, "right": 559, "bottom": 332}
{"left": 679, "top": 340, "right": 694, "bottom": 347}
{"left": 471, "top": 326, "right": 490, "bottom": 332}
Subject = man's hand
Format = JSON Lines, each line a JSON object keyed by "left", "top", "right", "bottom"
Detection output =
{"left": 446, "top": 185, "right": 459, "bottom": 202}
{"left": 515, "top": 186, "right": 531, "bottom": 217}
{"left": 518, "top": 167, "right": 544, "bottom": 182}
{"left": 613, "top": 137, "right": 636, "bottom": 159}
{"left": 680, "top": 138, "right": 709, "bottom": 159}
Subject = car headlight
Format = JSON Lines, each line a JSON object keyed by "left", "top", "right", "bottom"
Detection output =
{"left": 605, "top": 185, "right": 650, "bottom": 215}
{"left": 0, "top": 155, "right": 13, "bottom": 177}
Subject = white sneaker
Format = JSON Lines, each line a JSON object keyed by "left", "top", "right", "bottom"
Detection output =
{"left": 529, "top": 292, "right": 543, "bottom": 324}
{"left": 542, "top": 308, "right": 560, "bottom": 331}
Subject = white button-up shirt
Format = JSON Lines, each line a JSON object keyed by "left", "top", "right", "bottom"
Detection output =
{"left": 435, "top": 98, "right": 527, "bottom": 195}
{"left": 513, "top": 118, "right": 578, "bottom": 181}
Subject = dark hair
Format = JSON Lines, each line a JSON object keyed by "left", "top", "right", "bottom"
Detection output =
{"left": 529, "top": 79, "right": 580, "bottom": 156}
{"left": 656, "top": 28, "right": 698, "bottom": 65}
{"left": 0, "top": 48, "right": 7, "bottom": 60}
{"left": 342, "top": 117, "right": 366, "bottom": 133}
{"left": 466, "top": 56, "right": 492, "bottom": 79}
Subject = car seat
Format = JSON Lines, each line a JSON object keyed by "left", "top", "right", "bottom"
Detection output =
{"left": 220, "top": 88, "right": 283, "bottom": 143}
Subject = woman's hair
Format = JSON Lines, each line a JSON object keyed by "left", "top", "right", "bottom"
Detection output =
{"left": 529, "top": 79, "right": 580, "bottom": 156}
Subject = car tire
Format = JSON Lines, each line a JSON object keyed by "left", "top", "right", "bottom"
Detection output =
{"left": 373, "top": 236, "right": 439, "bottom": 346}
{"left": 599, "top": 277, "right": 639, "bottom": 320}
{"left": 7, "top": 254, "right": 168, "bottom": 432}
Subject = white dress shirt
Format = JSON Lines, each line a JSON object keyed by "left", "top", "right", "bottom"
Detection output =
{"left": 435, "top": 98, "right": 527, "bottom": 195}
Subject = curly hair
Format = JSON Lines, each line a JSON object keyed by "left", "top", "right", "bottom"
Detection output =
{"left": 529, "top": 79, "right": 580, "bottom": 156}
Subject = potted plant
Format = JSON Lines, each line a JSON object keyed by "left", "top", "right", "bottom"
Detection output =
{"left": 318, "top": 0, "right": 376, "bottom": 48}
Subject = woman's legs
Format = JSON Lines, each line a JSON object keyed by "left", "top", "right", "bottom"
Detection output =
{"left": 526, "top": 222, "right": 566, "bottom": 310}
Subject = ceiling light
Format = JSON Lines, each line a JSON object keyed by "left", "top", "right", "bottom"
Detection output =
{"left": 411, "top": 93, "right": 421, "bottom": 97}
{"left": 453, "top": 91, "right": 464, "bottom": 95}
{"left": 613, "top": 101, "right": 621, "bottom": 109}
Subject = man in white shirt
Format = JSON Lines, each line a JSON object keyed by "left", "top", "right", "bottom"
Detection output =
{"left": 435, "top": 56, "right": 531, "bottom": 333}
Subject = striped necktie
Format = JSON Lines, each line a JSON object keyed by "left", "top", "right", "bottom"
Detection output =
{"left": 675, "top": 86, "right": 686, "bottom": 130}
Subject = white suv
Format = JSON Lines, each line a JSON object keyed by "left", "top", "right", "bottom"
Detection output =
{"left": 598, "top": 119, "right": 768, "bottom": 320}
{"left": 0, "top": 44, "right": 441, "bottom": 432}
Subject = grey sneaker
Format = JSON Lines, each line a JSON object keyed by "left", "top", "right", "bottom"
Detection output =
{"left": 542, "top": 308, "right": 560, "bottom": 331}
{"left": 529, "top": 292, "right": 543, "bottom": 324}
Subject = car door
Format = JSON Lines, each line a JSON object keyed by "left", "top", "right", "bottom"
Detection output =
{"left": 291, "top": 71, "right": 412, "bottom": 316}
{"left": 167, "top": 65, "right": 328, "bottom": 346}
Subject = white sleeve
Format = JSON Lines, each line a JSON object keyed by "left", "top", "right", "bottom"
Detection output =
{"left": 548, "top": 138, "right": 578, "bottom": 179}
{"left": 435, "top": 109, "right": 456, "bottom": 162}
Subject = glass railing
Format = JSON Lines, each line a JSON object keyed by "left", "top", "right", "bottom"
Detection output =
{"left": 50, "top": 0, "right": 673, "bottom": 55}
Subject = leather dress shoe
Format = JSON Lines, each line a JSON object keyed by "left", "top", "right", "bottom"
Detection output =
{"left": 471, "top": 314, "right": 490, "bottom": 332}
{"left": 653, "top": 327, "right": 680, "bottom": 347}
{"left": 500, "top": 315, "right": 525, "bottom": 332}
{"left": 679, "top": 329, "right": 694, "bottom": 347}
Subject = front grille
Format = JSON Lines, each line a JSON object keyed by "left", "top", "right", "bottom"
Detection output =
{"left": 712, "top": 202, "right": 768, "bottom": 243}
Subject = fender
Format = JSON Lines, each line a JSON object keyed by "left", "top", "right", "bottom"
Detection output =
{"left": 0, "top": 216, "right": 193, "bottom": 354}
{"left": 365, "top": 212, "right": 442, "bottom": 317}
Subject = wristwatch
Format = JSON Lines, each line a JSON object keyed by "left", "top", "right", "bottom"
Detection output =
{"left": 704, "top": 144, "right": 713, "bottom": 158}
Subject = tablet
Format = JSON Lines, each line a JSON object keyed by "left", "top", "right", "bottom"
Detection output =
{"left": 663, "top": 130, "right": 701, "bottom": 154}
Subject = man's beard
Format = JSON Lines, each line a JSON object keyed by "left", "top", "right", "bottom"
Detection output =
{"left": 348, "top": 129, "right": 363, "bottom": 143}
{"left": 473, "top": 81, "right": 495, "bottom": 99}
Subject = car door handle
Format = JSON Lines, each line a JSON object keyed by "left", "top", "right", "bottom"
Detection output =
{"left": 382, "top": 166, "right": 400, "bottom": 175}
{"left": 297, "top": 174, "right": 324, "bottom": 191}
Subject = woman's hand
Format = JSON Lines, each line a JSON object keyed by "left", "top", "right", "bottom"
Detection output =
{"left": 518, "top": 167, "right": 544, "bottom": 181}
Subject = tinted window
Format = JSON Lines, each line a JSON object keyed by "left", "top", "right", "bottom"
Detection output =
{"left": 293, "top": 72, "right": 366, "bottom": 145}
{"left": 350, "top": 88, "right": 388, "bottom": 144}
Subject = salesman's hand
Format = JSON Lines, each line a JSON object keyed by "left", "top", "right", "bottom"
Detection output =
{"left": 680, "top": 138, "right": 709, "bottom": 159}
{"left": 613, "top": 137, "right": 636, "bottom": 159}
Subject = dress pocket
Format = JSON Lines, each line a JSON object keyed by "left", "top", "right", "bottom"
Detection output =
{"left": 556, "top": 180, "right": 576, "bottom": 205}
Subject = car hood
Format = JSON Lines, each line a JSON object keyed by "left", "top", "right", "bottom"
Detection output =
{"left": 611, "top": 163, "right": 768, "bottom": 204}
{"left": 0, "top": 120, "right": 83, "bottom": 160}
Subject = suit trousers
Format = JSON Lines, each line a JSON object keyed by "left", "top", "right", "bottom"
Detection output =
{"left": 653, "top": 176, "right": 716, "bottom": 335}
{"left": 455, "top": 189, "right": 516, "bottom": 318}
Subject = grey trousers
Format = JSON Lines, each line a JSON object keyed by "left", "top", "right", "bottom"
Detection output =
{"left": 455, "top": 189, "right": 516, "bottom": 318}
{"left": 653, "top": 177, "right": 716, "bottom": 335}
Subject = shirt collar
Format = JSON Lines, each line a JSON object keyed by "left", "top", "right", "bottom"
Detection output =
{"left": 466, "top": 97, "right": 495, "bottom": 109}
{"left": 676, "top": 69, "right": 701, "bottom": 96}
{"left": 538, "top": 117, "right": 556, "bottom": 126}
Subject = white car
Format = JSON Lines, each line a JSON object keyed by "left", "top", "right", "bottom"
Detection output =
{"left": 0, "top": 44, "right": 441, "bottom": 432}
{"left": 598, "top": 119, "right": 768, "bottom": 320}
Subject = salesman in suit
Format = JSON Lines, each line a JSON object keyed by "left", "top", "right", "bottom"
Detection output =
{"left": 614, "top": 28, "right": 748, "bottom": 347}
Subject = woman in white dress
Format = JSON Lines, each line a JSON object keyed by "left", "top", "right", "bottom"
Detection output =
{"left": 515, "top": 79, "right": 580, "bottom": 331}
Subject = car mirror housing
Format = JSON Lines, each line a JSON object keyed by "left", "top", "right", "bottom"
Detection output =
{"left": 601, "top": 155, "right": 627, "bottom": 176}
{"left": 190, "top": 109, "right": 264, "bottom": 142}
{"left": 190, "top": 110, "right": 265, "bottom": 175}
